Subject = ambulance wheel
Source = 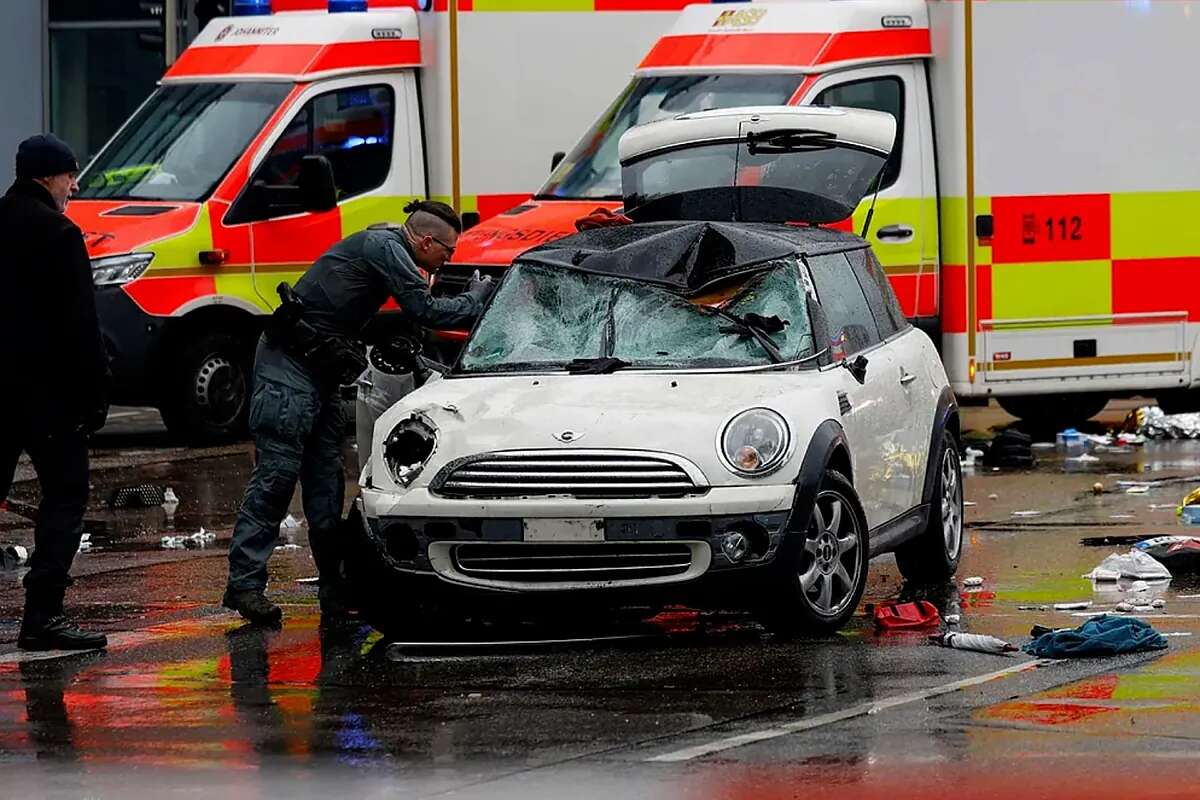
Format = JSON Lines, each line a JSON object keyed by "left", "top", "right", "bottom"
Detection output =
{"left": 996, "top": 394, "right": 1109, "bottom": 432}
{"left": 1156, "top": 389, "right": 1200, "bottom": 416}
{"left": 160, "top": 332, "right": 252, "bottom": 443}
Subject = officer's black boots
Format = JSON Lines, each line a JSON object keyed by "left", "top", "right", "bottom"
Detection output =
{"left": 223, "top": 589, "right": 283, "bottom": 626}
{"left": 18, "top": 614, "right": 108, "bottom": 651}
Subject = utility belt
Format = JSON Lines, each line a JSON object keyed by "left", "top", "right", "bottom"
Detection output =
{"left": 265, "top": 282, "right": 367, "bottom": 389}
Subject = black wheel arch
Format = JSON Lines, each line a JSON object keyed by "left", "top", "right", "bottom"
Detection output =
{"left": 786, "top": 419, "right": 852, "bottom": 536}
{"left": 921, "top": 387, "right": 960, "bottom": 507}
{"left": 150, "top": 305, "right": 264, "bottom": 401}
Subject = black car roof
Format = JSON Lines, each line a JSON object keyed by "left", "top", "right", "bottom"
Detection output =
{"left": 518, "top": 221, "right": 867, "bottom": 296}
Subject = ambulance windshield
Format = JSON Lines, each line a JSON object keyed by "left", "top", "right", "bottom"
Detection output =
{"left": 78, "top": 82, "right": 291, "bottom": 202}
{"left": 538, "top": 74, "right": 803, "bottom": 201}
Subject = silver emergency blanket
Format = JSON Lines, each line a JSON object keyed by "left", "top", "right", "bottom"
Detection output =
{"left": 1131, "top": 405, "right": 1200, "bottom": 440}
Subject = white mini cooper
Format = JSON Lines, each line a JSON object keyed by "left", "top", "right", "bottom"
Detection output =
{"left": 350, "top": 106, "right": 963, "bottom": 636}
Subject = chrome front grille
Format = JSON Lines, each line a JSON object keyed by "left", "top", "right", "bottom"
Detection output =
{"left": 432, "top": 450, "right": 705, "bottom": 499}
{"left": 427, "top": 541, "right": 711, "bottom": 590}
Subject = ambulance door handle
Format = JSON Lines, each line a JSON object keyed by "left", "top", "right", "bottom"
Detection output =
{"left": 876, "top": 224, "right": 914, "bottom": 242}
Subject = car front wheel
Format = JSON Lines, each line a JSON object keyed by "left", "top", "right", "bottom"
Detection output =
{"left": 758, "top": 469, "right": 869, "bottom": 637}
{"left": 895, "top": 430, "right": 964, "bottom": 583}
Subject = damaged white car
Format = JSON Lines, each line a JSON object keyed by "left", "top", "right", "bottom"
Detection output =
{"left": 349, "top": 106, "right": 962, "bottom": 635}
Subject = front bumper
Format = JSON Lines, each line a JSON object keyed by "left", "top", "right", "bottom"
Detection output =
{"left": 357, "top": 485, "right": 796, "bottom": 595}
{"left": 95, "top": 285, "right": 169, "bottom": 406}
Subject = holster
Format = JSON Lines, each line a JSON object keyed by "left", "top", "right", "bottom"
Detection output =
{"left": 267, "top": 283, "right": 367, "bottom": 389}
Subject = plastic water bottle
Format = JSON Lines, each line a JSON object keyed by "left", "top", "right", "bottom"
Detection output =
{"left": 930, "top": 632, "right": 1017, "bottom": 654}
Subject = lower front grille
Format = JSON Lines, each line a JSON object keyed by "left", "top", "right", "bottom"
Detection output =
{"left": 427, "top": 540, "right": 711, "bottom": 591}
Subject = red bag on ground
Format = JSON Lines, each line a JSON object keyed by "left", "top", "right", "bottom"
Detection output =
{"left": 874, "top": 600, "right": 941, "bottom": 630}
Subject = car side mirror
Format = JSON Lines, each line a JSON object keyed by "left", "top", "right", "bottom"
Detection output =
{"left": 551, "top": 151, "right": 566, "bottom": 172}
{"left": 299, "top": 154, "right": 338, "bottom": 213}
{"left": 844, "top": 354, "right": 869, "bottom": 384}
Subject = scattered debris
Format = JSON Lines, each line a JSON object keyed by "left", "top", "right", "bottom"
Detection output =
{"left": 162, "top": 487, "right": 179, "bottom": 516}
{"left": 1066, "top": 453, "right": 1100, "bottom": 464}
{"left": 988, "top": 493, "right": 999, "bottom": 500}
{"left": 280, "top": 514, "right": 304, "bottom": 530}
{"left": 1127, "top": 405, "right": 1200, "bottom": 440}
{"left": 1126, "top": 485, "right": 1150, "bottom": 495}
{"left": 161, "top": 529, "right": 214, "bottom": 550}
{"left": 275, "top": 544, "right": 302, "bottom": 552}
{"left": 1024, "top": 615, "right": 1169, "bottom": 658}
{"left": 930, "top": 631, "right": 1016, "bottom": 654}
{"left": 77, "top": 533, "right": 93, "bottom": 553}
{"left": 1084, "top": 550, "right": 1172, "bottom": 581}
{"left": 944, "top": 614, "right": 961, "bottom": 624}
{"left": 1012, "top": 510, "right": 1042, "bottom": 517}
{"left": 1, "top": 544, "right": 29, "bottom": 569}
{"left": 985, "top": 429, "right": 1035, "bottom": 469}
{"left": 467, "top": 692, "right": 483, "bottom": 699}
{"left": 108, "top": 484, "right": 167, "bottom": 510}
{"left": 161, "top": 535, "right": 186, "bottom": 550}
{"left": 1134, "top": 535, "right": 1200, "bottom": 571}
{"left": 962, "top": 576, "right": 984, "bottom": 587}
{"left": 1109, "top": 514, "right": 1136, "bottom": 520}
{"left": 964, "top": 447, "right": 985, "bottom": 459}
{"left": 964, "top": 501, "right": 977, "bottom": 507}
{"left": 1181, "top": 506, "right": 1200, "bottom": 525}
{"left": 1054, "top": 601, "right": 1093, "bottom": 611}
{"left": 874, "top": 600, "right": 941, "bottom": 630}
{"left": 295, "top": 577, "right": 320, "bottom": 583}
{"left": 1152, "top": 598, "right": 1166, "bottom": 609}
{"left": 1092, "top": 482, "right": 1105, "bottom": 495}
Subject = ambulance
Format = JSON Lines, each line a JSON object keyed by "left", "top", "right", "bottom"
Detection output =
{"left": 450, "top": 0, "right": 1200, "bottom": 429}
{"left": 70, "top": 0, "right": 680, "bottom": 441}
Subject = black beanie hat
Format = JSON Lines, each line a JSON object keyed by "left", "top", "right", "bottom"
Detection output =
{"left": 15, "top": 134, "right": 79, "bottom": 181}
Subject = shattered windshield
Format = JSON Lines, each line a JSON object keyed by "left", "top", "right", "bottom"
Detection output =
{"left": 78, "top": 83, "right": 290, "bottom": 202}
{"left": 537, "top": 74, "right": 804, "bottom": 201}
{"left": 459, "top": 261, "right": 814, "bottom": 374}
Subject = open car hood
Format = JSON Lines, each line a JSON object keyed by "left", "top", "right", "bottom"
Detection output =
{"left": 618, "top": 105, "right": 896, "bottom": 225}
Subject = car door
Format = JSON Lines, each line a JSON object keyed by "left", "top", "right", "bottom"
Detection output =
{"left": 805, "top": 63, "right": 939, "bottom": 328}
{"left": 805, "top": 251, "right": 907, "bottom": 529}
{"left": 846, "top": 246, "right": 932, "bottom": 512}
{"left": 224, "top": 75, "right": 422, "bottom": 309}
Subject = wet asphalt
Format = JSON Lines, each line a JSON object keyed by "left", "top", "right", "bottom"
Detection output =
{"left": 1, "top": 402, "right": 1199, "bottom": 798}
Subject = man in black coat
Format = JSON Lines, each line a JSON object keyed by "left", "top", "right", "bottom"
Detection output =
{"left": 0, "top": 134, "right": 111, "bottom": 650}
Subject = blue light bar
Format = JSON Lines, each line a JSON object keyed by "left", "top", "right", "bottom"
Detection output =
{"left": 232, "top": 0, "right": 272, "bottom": 15}
{"left": 329, "top": 0, "right": 369, "bottom": 11}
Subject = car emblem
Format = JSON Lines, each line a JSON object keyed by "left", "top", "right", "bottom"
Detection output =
{"left": 553, "top": 430, "right": 582, "bottom": 443}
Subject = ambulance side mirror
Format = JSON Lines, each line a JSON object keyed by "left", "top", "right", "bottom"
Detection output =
{"left": 551, "top": 151, "right": 566, "bottom": 172}
{"left": 299, "top": 155, "right": 338, "bottom": 213}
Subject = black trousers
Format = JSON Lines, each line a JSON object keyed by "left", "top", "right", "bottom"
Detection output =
{"left": 0, "top": 426, "right": 90, "bottom": 625}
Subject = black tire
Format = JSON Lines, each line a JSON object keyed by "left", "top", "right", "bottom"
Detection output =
{"left": 895, "top": 430, "right": 964, "bottom": 583}
{"left": 159, "top": 331, "right": 252, "bottom": 444}
{"left": 996, "top": 393, "right": 1109, "bottom": 431}
{"left": 1156, "top": 390, "right": 1199, "bottom": 416}
{"left": 757, "top": 470, "right": 869, "bottom": 637}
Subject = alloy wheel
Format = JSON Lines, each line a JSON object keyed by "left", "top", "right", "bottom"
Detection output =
{"left": 798, "top": 489, "right": 863, "bottom": 617}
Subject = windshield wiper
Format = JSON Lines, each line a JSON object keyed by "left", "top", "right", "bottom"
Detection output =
{"left": 566, "top": 357, "right": 631, "bottom": 375}
{"left": 703, "top": 308, "right": 788, "bottom": 363}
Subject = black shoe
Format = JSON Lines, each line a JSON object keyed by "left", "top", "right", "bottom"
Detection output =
{"left": 318, "top": 584, "right": 357, "bottom": 619}
{"left": 222, "top": 589, "right": 283, "bottom": 626}
{"left": 17, "top": 615, "right": 108, "bottom": 651}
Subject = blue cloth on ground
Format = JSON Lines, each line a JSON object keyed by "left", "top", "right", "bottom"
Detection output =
{"left": 1023, "top": 615, "right": 1169, "bottom": 658}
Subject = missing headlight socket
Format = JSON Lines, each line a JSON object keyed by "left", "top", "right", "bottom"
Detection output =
{"left": 383, "top": 412, "right": 437, "bottom": 486}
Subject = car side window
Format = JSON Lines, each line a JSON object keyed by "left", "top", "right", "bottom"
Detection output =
{"left": 846, "top": 248, "right": 909, "bottom": 338}
{"left": 806, "top": 252, "right": 881, "bottom": 359}
{"left": 244, "top": 84, "right": 394, "bottom": 221}
{"left": 814, "top": 76, "right": 904, "bottom": 190}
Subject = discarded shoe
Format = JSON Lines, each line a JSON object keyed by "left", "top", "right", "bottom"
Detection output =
{"left": 222, "top": 589, "right": 282, "bottom": 626}
{"left": 17, "top": 615, "right": 108, "bottom": 651}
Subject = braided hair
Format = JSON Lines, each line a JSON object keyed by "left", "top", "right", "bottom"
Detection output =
{"left": 403, "top": 199, "right": 462, "bottom": 234}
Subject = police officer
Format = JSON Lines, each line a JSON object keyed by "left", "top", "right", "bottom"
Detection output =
{"left": 0, "top": 134, "right": 111, "bottom": 650}
{"left": 224, "top": 200, "right": 492, "bottom": 625}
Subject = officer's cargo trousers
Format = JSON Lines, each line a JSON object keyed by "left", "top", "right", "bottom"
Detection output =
{"left": 227, "top": 337, "right": 346, "bottom": 593}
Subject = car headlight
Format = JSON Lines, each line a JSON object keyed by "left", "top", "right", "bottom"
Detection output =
{"left": 92, "top": 253, "right": 154, "bottom": 287}
{"left": 383, "top": 413, "right": 437, "bottom": 486}
{"left": 721, "top": 408, "right": 791, "bottom": 477}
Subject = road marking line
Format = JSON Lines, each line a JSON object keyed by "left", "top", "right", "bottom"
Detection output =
{"left": 645, "top": 658, "right": 1054, "bottom": 763}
